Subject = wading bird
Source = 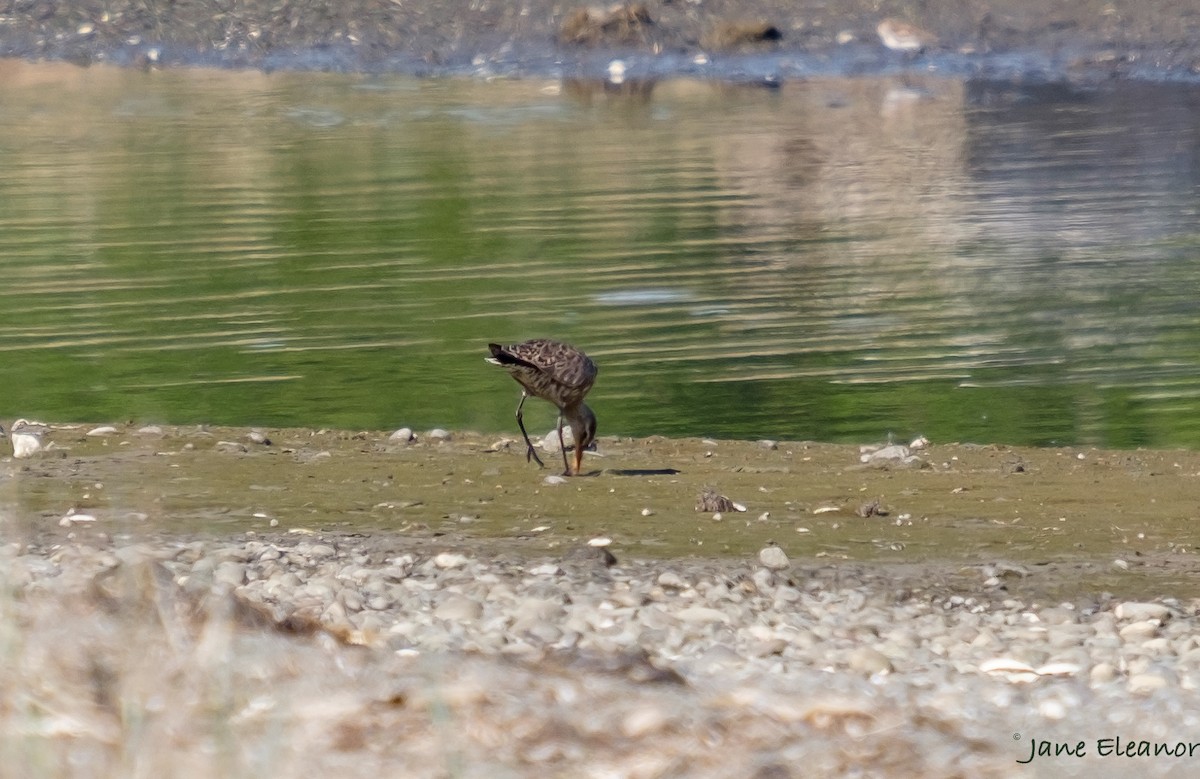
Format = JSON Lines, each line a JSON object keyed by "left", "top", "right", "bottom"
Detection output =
{"left": 486, "top": 339, "right": 598, "bottom": 476}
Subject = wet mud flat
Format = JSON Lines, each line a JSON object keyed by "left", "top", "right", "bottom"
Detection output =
{"left": 7, "top": 423, "right": 1200, "bottom": 601}
{"left": 5, "top": 425, "right": 1200, "bottom": 776}
{"left": 5, "top": 0, "right": 1200, "bottom": 81}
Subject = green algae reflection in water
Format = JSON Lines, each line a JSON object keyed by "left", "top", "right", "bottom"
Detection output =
{"left": 2, "top": 64, "right": 1200, "bottom": 448}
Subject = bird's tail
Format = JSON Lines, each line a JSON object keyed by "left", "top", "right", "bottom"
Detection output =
{"left": 486, "top": 343, "right": 539, "bottom": 370}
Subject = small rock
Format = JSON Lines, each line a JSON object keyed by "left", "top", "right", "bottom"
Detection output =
{"left": 340, "top": 589, "right": 364, "bottom": 611}
{"left": 543, "top": 475, "right": 568, "bottom": 486}
{"left": 859, "top": 444, "right": 921, "bottom": 466}
{"left": 214, "top": 561, "right": 247, "bottom": 587}
{"left": 620, "top": 704, "right": 669, "bottom": 738}
{"left": 692, "top": 644, "right": 743, "bottom": 673}
{"left": 676, "top": 606, "right": 729, "bottom": 624}
{"left": 564, "top": 545, "right": 616, "bottom": 568}
{"left": 1128, "top": 672, "right": 1169, "bottom": 694}
{"left": 1118, "top": 620, "right": 1160, "bottom": 640}
{"left": 1114, "top": 602, "right": 1170, "bottom": 622}
{"left": 848, "top": 647, "right": 893, "bottom": 675}
{"left": 389, "top": 428, "right": 415, "bottom": 443}
{"left": 435, "top": 595, "right": 482, "bottom": 622}
{"left": 87, "top": 425, "right": 119, "bottom": 437}
{"left": 758, "top": 545, "right": 789, "bottom": 571}
{"left": 428, "top": 428, "right": 451, "bottom": 441}
{"left": 748, "top": 638, "right": 788, "bottom": 657}
{"left": 540, "top": 427, "right": 576, "bottom": 452}
{"left": 876, "top": 18, "right": 937, "bottom": 53}
{"left": 657, "top": 571, "right": 688, "bottom": 589}
{"left": 433, "top": 552, "right": 470, "bottom": 570}
{"left": 58, "top": 510, "right": 98, "bottom": 527}
{"left": 1090, "top": 662, "right": 1117, "bottom": 685}
{"left": 856, "top": 499, "right": 888, "bottom": 518}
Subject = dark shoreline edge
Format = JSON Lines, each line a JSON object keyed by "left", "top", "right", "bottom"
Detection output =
{"left": 4, "top": 1, "right": 1200, "bottom": 84}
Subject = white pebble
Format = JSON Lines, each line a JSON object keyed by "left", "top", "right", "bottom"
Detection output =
{"left": 58, "top": 509, "right": 97, "bottom": 527}
{"left": 1128, "top": 673, "right": 1169, "bottom": 694}
{"left": 1118, "top": 621, "right": 1160, "bottom": 640}
{"left": 676, "top": 606, "right": 729, "bottom": 624}
{"left": 657, "top": 571, "right": 688, "bottom": 589}
{"left": 758, "top": 545, "right": 789, "bottom": 571}
{"left": 1115, "top": 602, "right": 1170, "bottom": 621}
{"left": 621, "top": 705, "right": 668, "bottom": 738}
{"left": 433, "top": 552, "right": 470, "bottom": 569}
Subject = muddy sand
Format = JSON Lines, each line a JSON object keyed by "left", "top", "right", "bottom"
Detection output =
{"left": 5, "top": 0, "right": 1200, "bottom": 81}
{"left": 8, "top": 423, "right": 1200, "bottom": 601}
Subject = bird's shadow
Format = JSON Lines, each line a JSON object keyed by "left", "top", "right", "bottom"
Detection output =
{"left": 602, "top": 468, "right": 682, "bottom": 477}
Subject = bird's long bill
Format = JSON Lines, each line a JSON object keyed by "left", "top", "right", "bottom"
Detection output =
{"left": 573, "top": 443, "right": 584, "bottom": 475}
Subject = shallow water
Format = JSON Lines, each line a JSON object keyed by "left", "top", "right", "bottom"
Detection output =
{"left": 3, "top": 61, "right": 1200, "bottom": 448}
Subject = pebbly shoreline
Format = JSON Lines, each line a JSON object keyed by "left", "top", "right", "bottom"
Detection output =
{"left": 6, "top": 528, "right": 1200, "bottom": 776}
{"left": 4, "top": 0, "right": 1200, "bottom": 82}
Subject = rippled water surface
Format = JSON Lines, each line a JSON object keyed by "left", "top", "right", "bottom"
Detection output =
{"left": 3, "top": 60, "right": 1200, "bottom": 447}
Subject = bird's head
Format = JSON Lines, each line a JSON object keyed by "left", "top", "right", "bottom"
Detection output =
{"left": 568, "top": 404, "right": 597, "bottom": 475}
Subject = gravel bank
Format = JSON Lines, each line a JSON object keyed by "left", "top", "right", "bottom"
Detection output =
{"left": 5, "top": 0, "right": 1200, "bottom": 81}
{"left": 6, "top": 532, "right": 1200, "bottom": 777}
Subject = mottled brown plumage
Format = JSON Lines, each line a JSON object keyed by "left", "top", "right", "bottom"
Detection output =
{"left": 486, "top": 338, "right": 598, "bottom": 475}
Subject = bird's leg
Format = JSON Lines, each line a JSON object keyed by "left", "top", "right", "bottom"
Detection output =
{"left": 515, "top": 392, "right": 545, "bottom": 467}
{"left": 556, "top": 411, "right": 571, "bottom": 476}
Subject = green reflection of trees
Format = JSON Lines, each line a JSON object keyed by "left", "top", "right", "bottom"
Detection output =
{"left": 3, "top": 69, "right": 1200, "bottom": 449}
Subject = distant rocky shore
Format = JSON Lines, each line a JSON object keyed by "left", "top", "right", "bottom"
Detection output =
{"left": 3, "top": 0, "right": 1200, "bottom": 81}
